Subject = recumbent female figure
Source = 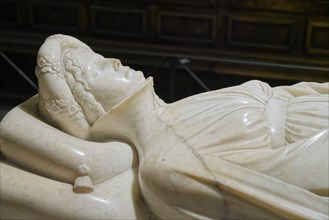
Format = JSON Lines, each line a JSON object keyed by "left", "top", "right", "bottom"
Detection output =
{"left": 1, "top": 34, "right": 328, "bottom": 219}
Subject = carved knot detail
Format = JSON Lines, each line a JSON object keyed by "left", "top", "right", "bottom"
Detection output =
{"left": 36, "top": 56, "right": 62, "bottom": 77}
{"left": 44, "top": 99, "right": 85, "bottom": 120}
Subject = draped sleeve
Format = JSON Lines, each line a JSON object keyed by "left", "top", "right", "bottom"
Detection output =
{"left": 160, "top": 80, "right": 274, "bottom": 155}
{"left": 273, "top": 82, "right": 329, "bottom": 144}
{"left": 161, "top": 80, "right": 328, "bottom": 153}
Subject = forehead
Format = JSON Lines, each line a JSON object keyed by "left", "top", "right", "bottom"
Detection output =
{"left": 65, "top": 48, "right": 104, "bottom": 65}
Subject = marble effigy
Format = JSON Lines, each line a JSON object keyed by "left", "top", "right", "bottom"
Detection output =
{"left": 1, "top": 34, "right": 328, "bottom": 219}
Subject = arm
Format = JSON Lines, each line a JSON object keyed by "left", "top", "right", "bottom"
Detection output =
{"left": 0, "top": 96, "right": 136, "bottom": 187}
{"left": 273, "top": 82, "right": 329, "bottom": 99}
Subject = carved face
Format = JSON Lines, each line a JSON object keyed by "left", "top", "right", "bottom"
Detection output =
{"left": 66, "top": 48, "right": 146, "bottom": 111}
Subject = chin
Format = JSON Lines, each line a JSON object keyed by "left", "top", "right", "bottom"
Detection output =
{"left": 136, "top": 70, "right": 146, "bottom": 80}
{"left": 133, "top": 78, "right": 146, "bottom": 90}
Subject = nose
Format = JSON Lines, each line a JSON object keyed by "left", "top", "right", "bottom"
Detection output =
{"left": 109, "top": 59, "right": 122, "bottom": 71}
{"left": 94, "top": 58, "right": 123, "bottom": 72}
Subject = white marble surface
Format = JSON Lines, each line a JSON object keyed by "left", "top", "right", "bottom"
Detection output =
{"left": 1, "top": 96, "right": 150, "bottom": 219}
{"left": 1, "top": 34, "right": 328, "bottom": 219}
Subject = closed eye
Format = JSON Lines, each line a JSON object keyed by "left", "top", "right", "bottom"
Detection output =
{"left": 93, "top": 70, "right": 100, "bottom": 77}
{"left": 87, "top": 62, "right": 101, "bottom": 77}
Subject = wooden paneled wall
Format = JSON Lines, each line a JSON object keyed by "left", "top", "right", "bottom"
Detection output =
{"left": 0, "top": 0, "right": 328, "bottom": 83}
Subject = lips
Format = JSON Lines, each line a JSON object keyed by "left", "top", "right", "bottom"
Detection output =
{"left": 136, "top": 70, "right": 144, "bottom": 78}
{"left": 125, "top": 69, "right": 145, "bottom": 81}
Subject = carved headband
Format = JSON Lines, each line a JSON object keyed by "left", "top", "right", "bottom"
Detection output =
{"left": 36, "top": 34, "right": 105, "bottom": 139}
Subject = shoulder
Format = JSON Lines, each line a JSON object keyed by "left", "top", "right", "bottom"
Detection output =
{"left": 273, "top": 82, "right": 329, "bottom": 99}
{"left": 216, "top": 80, "right": 273, "bottom": 98}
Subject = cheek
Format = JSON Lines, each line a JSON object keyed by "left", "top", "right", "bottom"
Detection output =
{"left": 111, "top": 82, "right": 131, "bottom": 96}
{"left": 97, "top": 77, "right": 130, "bottom": 96}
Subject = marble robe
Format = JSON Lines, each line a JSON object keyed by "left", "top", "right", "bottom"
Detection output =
{"left": 92, "top": 79, "right": 329, "bottom": 219}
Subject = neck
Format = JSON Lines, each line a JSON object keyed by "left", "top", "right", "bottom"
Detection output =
{"left": 91, "top": 77, "right": 166, "bottom": 158}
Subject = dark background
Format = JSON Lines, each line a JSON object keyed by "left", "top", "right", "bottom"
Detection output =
{"left": 1, "top": 0, "right": 328, "bottom": 119}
